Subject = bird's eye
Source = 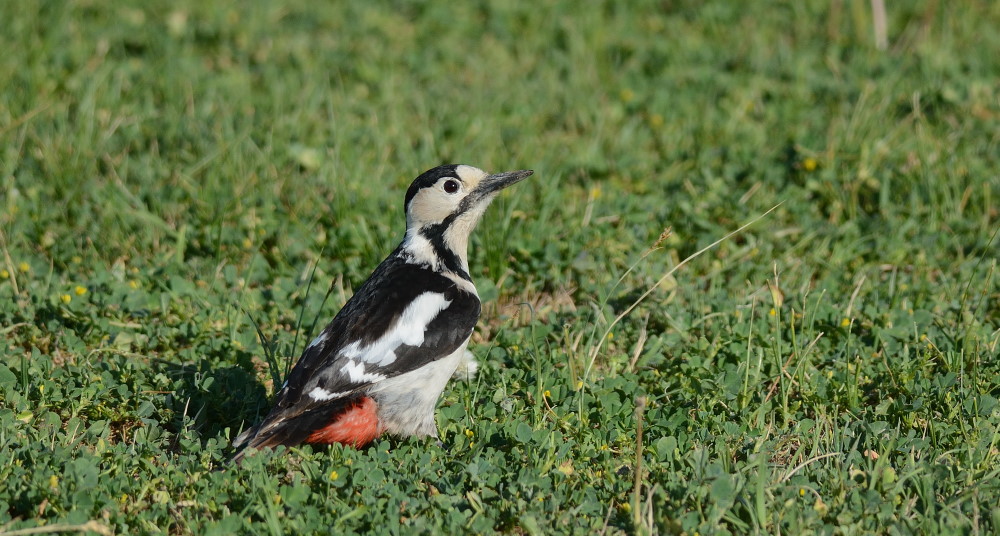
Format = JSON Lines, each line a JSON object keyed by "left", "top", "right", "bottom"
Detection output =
{"left": 443, "top": 179, "right": 460, "bottom": 194}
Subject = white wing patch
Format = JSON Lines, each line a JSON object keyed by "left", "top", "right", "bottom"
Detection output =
{"left": 308, "top": 386, "right": 348, "bottom": 401}
{"left": 341, "top": 360, "right": 387, "bottom": 383}
{"left": 340, "top": 292, "right": 453, "bottom": 368}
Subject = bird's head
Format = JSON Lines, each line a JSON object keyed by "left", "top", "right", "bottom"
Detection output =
{"left": 402, "top": 164, "right": 533, "bottom": 273}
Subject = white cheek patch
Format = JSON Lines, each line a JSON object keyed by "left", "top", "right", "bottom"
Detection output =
{"left": 339, "top": 292, "right": 453, "bottom": 368}
{"left": 409, "top": 190, "right": 458, "bottom": 225}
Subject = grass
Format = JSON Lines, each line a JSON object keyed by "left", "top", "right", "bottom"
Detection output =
{"left": 1, "top": 0, "right": 999, "bottom": 534}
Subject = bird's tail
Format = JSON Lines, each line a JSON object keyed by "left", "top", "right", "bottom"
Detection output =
{"left": 229, "top": 423, "right": 269, "bottom": 465}
{"left": 229, "top": 399, "right": 361, "bottom": 464}
{"left": 230, "top": 420, "right": 307, "bottom": 464}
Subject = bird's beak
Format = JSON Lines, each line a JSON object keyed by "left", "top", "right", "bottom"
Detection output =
{"left": 478, "top": 169, "right": 534, "bottom": 194}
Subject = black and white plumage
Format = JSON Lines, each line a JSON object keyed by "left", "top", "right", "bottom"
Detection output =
{"left": 232, "top": 164, "right": 532, "bottom": 461}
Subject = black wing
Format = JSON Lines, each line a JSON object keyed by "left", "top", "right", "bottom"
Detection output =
{"left": 233, "top": 252, "right": 479, "bottom": 451}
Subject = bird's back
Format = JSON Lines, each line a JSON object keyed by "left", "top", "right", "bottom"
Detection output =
{"left": 232, "top": 249, "right": 480, "bottom": 458}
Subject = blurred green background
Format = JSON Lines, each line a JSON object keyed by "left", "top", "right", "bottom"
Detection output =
{"left": 1, "top": 1, "right": 998, "bottom": 534}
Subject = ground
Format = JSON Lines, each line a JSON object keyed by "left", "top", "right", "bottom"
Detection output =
{"left": 1, "top": 1, "right": 998, "bottom": 534}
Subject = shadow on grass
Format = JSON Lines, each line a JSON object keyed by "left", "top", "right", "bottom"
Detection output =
{"left": 152, "top": 355, "right": 270, "bottom": 447}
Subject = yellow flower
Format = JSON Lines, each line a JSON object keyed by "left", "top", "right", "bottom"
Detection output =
{"left": 769, "top": 308, "right": 777, "bottom": 317}
{"left": 74, "top": 285, "right": 87, "bottom": 296}
{"left": 799, "top": 488, "right": 805, "bottom": 496}
{"left": 802, "top": 158, "right": 818, "bottom": 172}
{"left": 60, "top": 294, "right": 72, "bottom": 304}
{"left": 0, "top": 269, "right": 8, "bottom": 279}
{"left": 18, "top": 262, "right": 29, "bottom": 273}
{"left": 129, "top": 280, "right": 140, "bottom": 289}
{"left": 71, "top": 256, "right": 82, "bottom": 264}
{"left": 841, "top": 318, "right": 851, "bottom": 327}
{"left": 464, "top": 429, "right": 474, "bottom": 438}
{"left": 329, "top": 470, "right": 338, "bottom": 481}
{"left": 543, "top": 390, "right": 551, "bottom": 398}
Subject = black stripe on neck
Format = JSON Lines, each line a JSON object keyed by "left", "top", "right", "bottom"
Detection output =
{"left": 420, "top": 220, "right": 471, "bottom": 281}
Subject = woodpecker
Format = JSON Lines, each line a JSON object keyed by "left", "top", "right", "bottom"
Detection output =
{"left": 232, "top": 164, "right": 532, "bottom": 462}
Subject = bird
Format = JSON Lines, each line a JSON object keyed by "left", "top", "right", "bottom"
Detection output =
{"left": 231, "top": 164, "right": 533, "bottom": 462}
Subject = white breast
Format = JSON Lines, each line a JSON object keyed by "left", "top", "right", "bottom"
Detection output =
{"left": 367, "top": 341, "right": 470, "bottom": 437}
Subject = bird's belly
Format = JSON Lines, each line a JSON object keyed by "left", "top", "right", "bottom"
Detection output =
{"left": 368, "top": 343, "right": 468, "bottom": 437}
